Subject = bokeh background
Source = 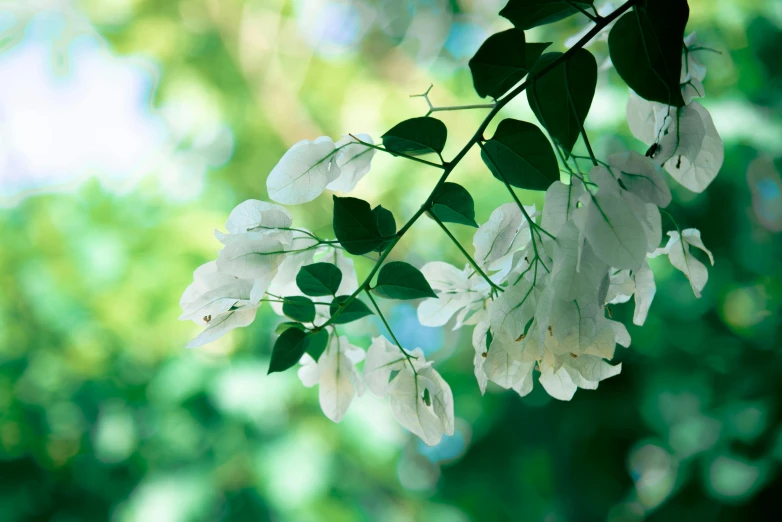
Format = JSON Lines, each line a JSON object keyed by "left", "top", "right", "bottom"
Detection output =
{"left": 2, "top": 0, "right": 782, "bottom": 520}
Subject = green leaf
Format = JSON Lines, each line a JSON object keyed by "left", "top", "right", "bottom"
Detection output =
{"left": 526, "top": 49, "right": 597, "bottom": 154}
{"left": 500, "top": 0, "right": 594, "bottom": 30}
{"left": 608, "top": 0, "right": 688, "bottom": 107}
{"left": 274, "top": 321, "right": 306, "bottom": 335}
{"left": 332, "top": 196, "right": 386, "bottom": 255}
{"left": 525, "top": 42, "right": 553, "bottom": 70}
{"left": 469, "top": 29, "right": 530, "bottom": 100}
{"left": 381, "top": 117, "right": 447, "bottom": 156}
{"left": 305, "top": 329, "right": 329, "bottom": 360}
{"left": 329, "top": 296, "right": 374, "bottom": 324}
{"left": 282, "top": 296, "right": 316, "bottom": 323}
{"left": 481, "top": 119, "right": 559, "bottom": 191}
{"left": 296, "top": 262, "right": 342, "bottom": 297}
{"left": 373, "top": 205, "right": 397, "bottom": 252}
{"left": 431, "top": 182, "right": 478, "bottom": 227}
{"left": 373, "top": 261, "right": 437, "bottom": 300}
{"left": 268, "top": 327, "right": 310, "bottom": 374}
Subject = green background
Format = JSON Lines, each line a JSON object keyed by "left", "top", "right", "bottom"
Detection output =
{"left": 1, "top": 0, "right": 781, "bottom": 520}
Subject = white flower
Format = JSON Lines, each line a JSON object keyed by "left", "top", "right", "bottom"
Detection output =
{"left": 657, "top": 102, "right": 724, "bottom": 193}
{"left": 417, "top": 262, "right": 488, "bottom": 328}
{"left": 364, "top": 337, "right": 454, "bottom": 446}
{"left": 326, "top": 134, "right": 376, "bottom": 193}
{"left": 179, "top": 261, "right": 259, "bottom": 348}
{"left": 651, "top": 228, "right": 714, "bottom": 298}
{"left": 625, "top": 90, "right": 672, "bottom": 146}
{"left": 266, "top": 136, "right": 340, "bottom": 205}
{"left": 681, "top": 33, "right": 707, "bottom": 104}
{"left": 473, "top": 202, "right": 536, "bottom": 277}
{"left": 604, "top": 260, "right": 657, "bottom": 326}
{"left": 297, "top": 334, "right": 365, "bottom": 423}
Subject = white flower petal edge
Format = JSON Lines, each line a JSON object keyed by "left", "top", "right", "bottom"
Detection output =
{"left": 266, "top": 136, "right": 340, "bottom": 205}
{"left": 651, "top": 228, "right": 714, "bottom": 298}
{"left": 364, "top": 337, "right": 454, "bottom": 446}
{"left": 326, "top": 134, "right": 376, "bottom": 193}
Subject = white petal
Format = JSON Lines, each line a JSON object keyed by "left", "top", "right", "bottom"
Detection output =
{"left": 550, "top": 221, "right": 610, "bottom": 302}
{"left": 364, "top": 336, "right": 408, "bottom": 397}
{"left": 185, "top": 308, "right": 257, "bottom": 348}
{"left": 659, "top": 102, "right": 724, "bottom": 193}
{"left": 633, "top": 260, "right": 656, "bottom": 325}
{"left": 317, "top": 335, "right": 362, "bottom": 423}
{"left": 664, "top": 230, "right": 712, "bottom": 298}
{"left": 541, "top": 181, "right": 585, "bottom": 236}
{"left": 471, "top": 320, "right": 490, "bottom": 394}
{"left": 626, "top": 90, "right": 671, "bottom": 145}
{"left": 607, "top": 151, "right": 672, "bottom": 207}
{"left": 216, "top": 232, "right": 287, "bottom": 279}
{"left": 574, "top": 192, "right": 648, "bottom": 270}
{"left": 225, "top": 200, "right": 293, "bottom": 234}
{"left": 389, "top": 364, "right": 454, "bottom": 446}
{"left": 489, "top": 279, "right": 537, "bottom": 342}
{"left": 298, "top": 353, "right": 320, "bottom": 388}
{"left": 473, "top": 203, "right": 534, "bottom": 269}
{"left": 266, "top": 137, "right": 340, "bottom": 204}
{"left": 326, "top": 134, "right": 376, "bottom": 193}
{"left": 539, "top": 363, "right": 578, "bottom": 401}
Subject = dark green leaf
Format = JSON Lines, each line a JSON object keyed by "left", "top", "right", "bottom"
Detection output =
{"left": 469, "top": 29, "right": 530, "bottom": 99}
{"left": 282, "top": 296, "right": 316, "bottom": 323}
{"left": 296, "top": 262, "right": 342, "bottom": 297}
{"left": 268, "top": 328, "right": 310, "bottom": 374}
{"left": 431, "top": 182, "right": 478, "bottom": 227}
{"left": 526, "top": 49, "right": 597, "bottom": 154}
{"left": 333, "top": 196, "right": 385, "bottom": 255}
{"left": 525, "top": 42, "right": 553, "bottom": 71}
{"left": 274, "top": 321, "right": 306, "bottom": 335}
{"left": 305, "top": 329, "right": 329, "bottom": 360}
{"left": 500, "top": 0, "right": 593, "bottom": 30}
{"left": 481, "top": 119, "right": 559, "bottom": 191}
{"left": 329, "top": 296, "right": 374, "bottom": 324}
{"left": 373, "top": 205, "right": 397, "bottom": 252}
{"left": 486, "top": 328, "right": 494, "bottom": 351}
{"left": 373, "top": 261, "right": 437, "bottom": 300}
{"left": 608, "top": 0, "right": 688, "bottom": 107}
{"left": 382, "top": 117, "right": 447, "bottom": 156}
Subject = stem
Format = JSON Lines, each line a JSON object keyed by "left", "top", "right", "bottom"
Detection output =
{"left": 321, "top": 0, "right": 638, "bottom": 328}
{"left": 348, "top": 134, "right": 445, "bottom": 170}
{"left": 365, "top": 289, "right": 418, "bottom": 372}
{"left": 411, "top": 83, "right": 496, "bottom": 116}
{"left": 566, "top": 0, "right": 598, "bottom": 21}
{"left": 430, "top": 212, "right": 503, "bottom": 292}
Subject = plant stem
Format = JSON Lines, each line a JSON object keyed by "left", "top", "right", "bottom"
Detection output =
{"left": 430, "top": 212, "right": 503, "bottom": 292}
{"left": 566, "top": 0, "right": 598, "bottom": 21}
{"left": 321, "top": 0, "right": 638, "bottom": 328}
{"left": 365, "top": 289, "right": 418, "bottom": 372}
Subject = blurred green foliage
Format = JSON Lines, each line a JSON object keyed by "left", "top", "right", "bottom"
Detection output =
{"left": 1, "top": 0, "right": 782, "bottom": 521}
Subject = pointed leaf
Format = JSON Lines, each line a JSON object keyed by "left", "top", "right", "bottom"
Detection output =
{"left": 381, "top": 117, "right": 447, "bottom": 156}
{"left": 431, "top": 182, "right": 478, "bottom": 227}
{"left": 332, "top": 196, "right": 385, "bottom": 255}
{"left": 481, "top": 118, "right": 559, "bottom": 190}
{"left": 274, "top": 321, "right": 307, "bottom": 335}
{"left": 305, "top": 329, "right": 329, "bottom": 360}
{"left": 608, "top": 0, "right": 689, "bottom": 107}
{"left": 329, "top": 296, "right": 374, "bottom": 324}
{"left": 374, "top": 261, "right": 437, "bottom": 300}
{"left": 373, "top": 205, "right": 397, "bottom": 252}
{"left": 469, "top": 29, "right": 529, "bottom": 99}
{"left": 296, "top": 262, "right": 343, "bottom": 297}
{"left": 501, "top": 0, "right": 594, "bottom": 30}
{"left": 282, "top": 296, "right": 316, "bottom": 323}
{"left": 527, "top": 49, "right": 597, "bottom": 154}
{"left": 268, "top": 327, "right": 310, "bottom": 374}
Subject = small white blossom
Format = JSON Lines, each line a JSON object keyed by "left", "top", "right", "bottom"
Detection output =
{"left": 266, "top": 136, "right": 341, "bottom": 205}
{"left": 326, "top": 134, "right": 376, "bottom": 193}
{"left": 417, "top": 262, "right": 488, "bottom": 328}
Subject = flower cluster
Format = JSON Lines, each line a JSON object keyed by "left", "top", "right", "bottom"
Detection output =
{"left": 180, "top": 3, "right": 722, "bottom": 446}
